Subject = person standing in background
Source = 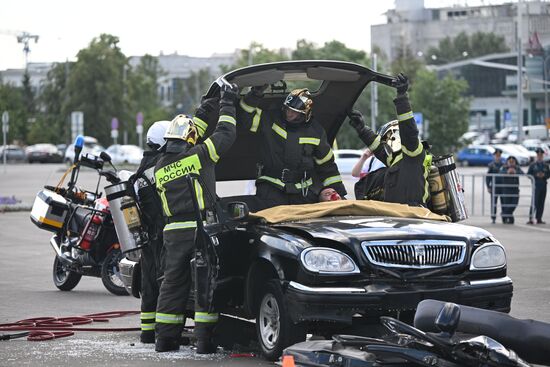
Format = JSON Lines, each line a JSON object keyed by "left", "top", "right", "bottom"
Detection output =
{"left": 527, "top": 147, "right": 550, "bottom": 224}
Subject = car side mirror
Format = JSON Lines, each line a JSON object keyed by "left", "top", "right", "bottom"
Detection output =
{"left": 226, "top": 202, "right": 249, "bottom": 221}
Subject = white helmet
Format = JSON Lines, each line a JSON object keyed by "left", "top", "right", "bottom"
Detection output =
{"left": 378, "top": 120, "right": 401, "bottom": 155}
{"left": 146, "top": 120, "right": 170, "bottom": 149}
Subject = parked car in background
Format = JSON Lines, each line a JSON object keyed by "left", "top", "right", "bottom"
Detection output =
{"left": 522, "top": 140, "right": 550, "bottom": 162}
{"left": 334, "top": 149, "right": 363, "bottom": 174}
{"left": 64, "top": 136, "right": 103, "bottom": 164}
{"left": 494, "top": 144, "right": 532, "bottom": 165}
{"left": 0, "top": 145, "right": 26, "bottom": 163}
{"left": 25, "top": 144, "right": 64, "bottom": 163}
{"left": 105, "top": 144, "right": 143, "bottom": 165}
{"left": 456, "top": 145, "right": 497, "bottom": 166}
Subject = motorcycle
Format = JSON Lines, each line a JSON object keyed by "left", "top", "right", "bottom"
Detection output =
{"left": 284, "top": 299, "right": 550, "bottom": 367}
{"left": 30, "top": 136, "right": 128, "bottom": 295}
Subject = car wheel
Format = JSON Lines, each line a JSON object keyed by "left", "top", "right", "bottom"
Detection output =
{"left": 255, "top": 280, "right": 306, "bottom": 361}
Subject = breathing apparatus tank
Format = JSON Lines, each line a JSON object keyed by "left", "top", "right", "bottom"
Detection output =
{"left": 431, "top": 155, "right": 468, "bottom": 222}
{"left": 428, "top": 166, "right": 448, "bottom": 215}
{"left": 105, "top": 181, "right": 148, "bottom": 255}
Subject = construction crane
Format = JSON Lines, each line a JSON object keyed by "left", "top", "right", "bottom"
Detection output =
{"left": 0, "top": 30, "right": 39, "bottom": 68}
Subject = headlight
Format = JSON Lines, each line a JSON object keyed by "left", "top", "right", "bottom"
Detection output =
{"left": 301, "top": 248, "right": 359, "bottom": 274}
{"left": 470, "top": 243, "right": 506, "bottom": 270}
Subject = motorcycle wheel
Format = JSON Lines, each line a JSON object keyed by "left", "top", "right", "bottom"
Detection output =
{"left": 52, "top": 256, "right": 82, "bottom": 291}
{"left": 101, "top": 248, "right": 129, "bottom": 296}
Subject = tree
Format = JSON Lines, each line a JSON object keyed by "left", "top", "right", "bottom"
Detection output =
{"left": 0, "top": 82, "right": 27, "bottom": 144}
{"left": 126, "top": 54, "right": 168, "bottom": 140}
{"left": 172, "top": 68, "right": 216, "bottom": 116}
{"left": 28, "top": 62, "right": 71, "bottom": 144}
{"left": 66, "top": 34, "right": 127, "bottom": 146}
{"left": 425, "top": 31, "right": 508, "bottom": 65}
{"left": 410, "top": 69, "right": 471, "bottom": 155}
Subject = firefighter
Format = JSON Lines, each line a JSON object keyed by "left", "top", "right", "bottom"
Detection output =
{"left": 130, "top": 120, "right": 170, "bottom": 344}
{"left": 527, "top": 147, "right": 550, "bottom": 224}
{"left": 349, "top": 73, "right": 431, "bottom": 206}
{"left": 153, "top": 83, "right": 238, "bottom": 353}
{"left": 238, "top": 86, "right": 346, "bottom": 209}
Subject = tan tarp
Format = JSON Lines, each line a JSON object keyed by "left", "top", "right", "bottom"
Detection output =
{"left": 250, "top": 199, "right": 450, "bottom": 224}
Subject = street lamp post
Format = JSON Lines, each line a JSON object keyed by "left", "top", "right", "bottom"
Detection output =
{"left": 544, "top": 55, "right": 550, "bottom": 128}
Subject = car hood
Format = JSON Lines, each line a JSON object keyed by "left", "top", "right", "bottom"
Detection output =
{"left": 201, "top": 60, "right": 395, "bottom": 181}
{"left": 272, "top": 216, "right": 490, "bottom": 244}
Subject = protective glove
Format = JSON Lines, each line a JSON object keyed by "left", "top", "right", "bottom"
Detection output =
{"left": 195, "top": 97, "right": 219, "bottom": 121}
{"left": 393, "top": 73, "right": 409, "bottom": 96}
{"left": 219, "top": 83, "right": 240, "bottom": 107}
{"left": 348, "top": 110, "right": 365, "bottom": 131}
{"left": 251, "top": 84, "right": 268, "bottom": 97}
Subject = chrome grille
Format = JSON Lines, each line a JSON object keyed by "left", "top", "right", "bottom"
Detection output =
{"left": 361, "top": 240, "right": 466, "bottom": 269}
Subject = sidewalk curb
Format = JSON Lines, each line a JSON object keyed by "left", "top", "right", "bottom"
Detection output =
{"left": 0, "top": 203, "right": 33, "bottom": 213}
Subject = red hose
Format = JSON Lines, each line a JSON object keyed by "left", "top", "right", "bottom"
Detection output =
{"left": 0, "top": 310, "right": 140, "bottom": 341}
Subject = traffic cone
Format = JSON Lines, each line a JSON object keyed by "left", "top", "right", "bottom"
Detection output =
{"left": 282, "top": 355, "right": 296, "bottom": 367}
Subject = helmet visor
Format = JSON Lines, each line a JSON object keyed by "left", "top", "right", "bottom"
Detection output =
{"left": 284, "top": 94, "right": 309, "bottom": 115}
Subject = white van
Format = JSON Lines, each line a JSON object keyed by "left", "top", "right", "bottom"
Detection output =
{"left": 498, "top": 125, "right": 549, "bottom": 142}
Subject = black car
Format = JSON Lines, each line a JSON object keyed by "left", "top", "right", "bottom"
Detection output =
{"left": 119, "top": 61, "right": 513, "bottom": 360}
{"left": 26, "top": 143, "right": 63, "bottom": 163}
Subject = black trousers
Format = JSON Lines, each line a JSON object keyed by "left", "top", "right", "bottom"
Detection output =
{"left": 155, "top": 228, "right": 194, "bottom": 341}
{"left": 140, "top": 235, "right": 164, "bottom": 334}
{"left": 531, "top": 185, "right": 547, "bottom": 221}
{"left": 256, "top": 182, "right": 318, "bottom": 210}
{"left": 490, "top": 193, "right": 501, "bottom": 221}
{"left": 501, "top": 189, "right": 519, "bottom": 223}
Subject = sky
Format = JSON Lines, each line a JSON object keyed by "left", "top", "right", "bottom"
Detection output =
{"left": 0, "top": 0, "right": 515, "bottom": 71}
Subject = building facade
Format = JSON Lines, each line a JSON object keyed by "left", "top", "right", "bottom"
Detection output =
{"left": 372, "top": 0, "right": 550, "bottom": 134}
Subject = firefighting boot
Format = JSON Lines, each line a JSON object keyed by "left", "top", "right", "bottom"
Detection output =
{"left": 140, "top": 330, "right": 155, "bottom": 344}
{"left": 196, "top": 338, "right": 217, "bottom": 354}
{"left": 155, "top": 337, "right": 180, "bottom": 352}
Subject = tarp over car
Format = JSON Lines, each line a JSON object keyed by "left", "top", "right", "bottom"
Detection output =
{"left": 249, "top": 200, "right": 450, "bottom": 224}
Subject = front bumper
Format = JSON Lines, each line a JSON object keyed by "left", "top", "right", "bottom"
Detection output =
{"left": 285, "top": 276, "right": 513, "bottom": 324}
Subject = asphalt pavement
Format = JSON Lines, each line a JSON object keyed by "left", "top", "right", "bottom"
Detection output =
{"left": 1, "top": 163, "right": 550, "bottom": 366}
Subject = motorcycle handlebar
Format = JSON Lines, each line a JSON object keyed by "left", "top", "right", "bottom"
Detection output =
{"left": 414, "top": 299, "right": 550, "bottom": 365}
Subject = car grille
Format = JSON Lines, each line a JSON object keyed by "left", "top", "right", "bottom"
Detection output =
{"left": 361, "top": 240, "right": 466, "bottom": 269}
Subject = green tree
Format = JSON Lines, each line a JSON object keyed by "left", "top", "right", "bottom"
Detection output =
{"left": 28, "top": 62, "right": 71, "bottom": 144}
{"left": 426, "top": 31, "right": 508, "bottom": 65}
{"left": 410, "top": 69, "right": 470, "bottom": 155}
{"left": 126, "top": 54, "right": 168, "bottom": 141}
{"left": 0, "top": 82, "right": 27, "bottom": 144}
{"left": 172, "top": 68, "right": 216, "bottom": 116}
{"left": 66, "top": 34, "right": 127, "bottom": 146}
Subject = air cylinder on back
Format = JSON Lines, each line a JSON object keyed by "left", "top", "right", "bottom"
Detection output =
{"left": 433, "top": 155, "right": 468, "bottom": 222}
{"left": 105, "top": 181, "right": 148, "bottom": 254}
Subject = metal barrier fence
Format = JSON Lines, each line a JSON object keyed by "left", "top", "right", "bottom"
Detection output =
{"left": 459, "top": 173, "right": 535, "bottom": 222}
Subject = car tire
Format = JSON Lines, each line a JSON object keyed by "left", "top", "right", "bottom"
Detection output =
{"left": 52, "top": 256, "right": 82, "bottom": 291}
{"left": 255, "top": 279, "right": 306, "bottom": 361}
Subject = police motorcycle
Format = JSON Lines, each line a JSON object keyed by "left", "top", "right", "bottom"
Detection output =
{"left": 30, "top": 136, "right": 129, "bottom": 295}
{"left": 284, "top": 299, "right": 550, "bottom": 367}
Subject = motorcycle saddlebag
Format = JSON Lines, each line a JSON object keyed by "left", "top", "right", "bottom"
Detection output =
{"left": 30, "top": 189, "right": 69, "bottom": 232}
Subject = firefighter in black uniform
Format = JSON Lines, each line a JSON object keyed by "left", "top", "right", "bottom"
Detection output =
{"left": 238, "top": 86, "right": 346, "bottom": 209}
{"left": 349, "top": 73, "right": 431, "bottom": 206}
{"left": 153, "top": 83, "right": 238, "bottom": 353}
{"left": 130, "top": 120, "right": 170, "bottom": 344}
{"left": 527, "top": 147, "right": 550, "bottom": 224}
{"left": 486, "top": 148, "right": 504, "bottom": 224}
